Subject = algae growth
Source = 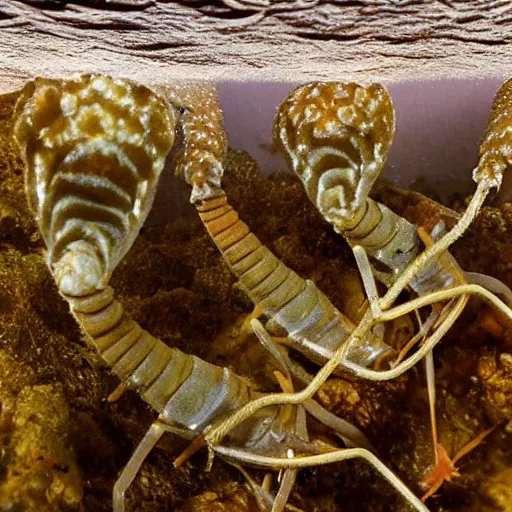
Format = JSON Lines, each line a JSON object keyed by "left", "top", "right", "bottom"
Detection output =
{"left": 0, "top": 88, "right": 511, "bottom": 512}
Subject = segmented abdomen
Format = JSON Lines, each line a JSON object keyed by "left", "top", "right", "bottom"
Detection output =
{"left": 67, "top": 287, "right": 263, "bottom": 437}
{"left": 15, "top": 74, "right": 292, "bottom": 454}
{"left": 14, "top": 74, "right": 176, "bottom": 295}
{"left": 196, "top": 195, "right": 393, "bottom": 367}
{"left": 474, "top": 78, "right": 512, "bottom": 187}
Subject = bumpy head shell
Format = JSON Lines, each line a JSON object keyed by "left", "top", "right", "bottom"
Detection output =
{"left": 14, "top": 74, "right": 176, "bottom": 295}
{"left": 165, "top": 83, "right": 227, "bottom": 203}
{"left": 274, "top": 82, "right": 395, "bottom": 230}
{"left": 474, "top": 78, "right": 512, "bottom": 189}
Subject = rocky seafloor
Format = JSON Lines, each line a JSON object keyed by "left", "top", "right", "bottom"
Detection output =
{"left": 0, "top": 89, "right": 512, "bottom": 512}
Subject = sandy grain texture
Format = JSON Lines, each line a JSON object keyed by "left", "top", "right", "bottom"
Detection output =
{"left": 1, "top": 1, "right": 512, "bottom": 93}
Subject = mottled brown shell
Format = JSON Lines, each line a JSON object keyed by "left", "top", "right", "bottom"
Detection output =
{"left": 274, "top": 82, "right": 395, "bottom": 230}
{"left": 166, "top": 83, "right": 227, "bottom": 203}
{"left": 14, "top": 74, "right": 176, "bottom": 295}
{"left": 474, "top": 78, "right": 512, "bottom": 188}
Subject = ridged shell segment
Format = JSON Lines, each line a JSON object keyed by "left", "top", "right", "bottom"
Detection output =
{"left": 14, "top": 74, "right": 176, "bottom": 294}
{"left": 475, "top": 79, "right": 512, "bottom": 188}
{"left": 274, "top": 82, "right": 395, "bottom": 230}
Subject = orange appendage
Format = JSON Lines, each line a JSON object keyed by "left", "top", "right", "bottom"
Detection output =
{"left": 174, "top": 435, "right": 207, "bottom": 468}
{"left": 423, "top": 443, "right": 457, "bottom": 488}
{"left": 421, "top": 425, "right": 498, "bottom": 502}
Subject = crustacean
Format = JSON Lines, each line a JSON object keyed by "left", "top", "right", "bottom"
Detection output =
{"left": 178, "top": 80, "right": 439, "bottom": 388}
{"left": 178, "top": 79, "right": 512, "bottom": 505}
{"left": 11, "top": 73, "right": 429, "bottom": 512}
{"left": 199, "top": 80, "right": 512, "bottom": 503}
{"left": 273, "top": 81, "right": 512, "bottom": 499}
{"left": 177, "top": 77, "right": 453, "bottom": 506}
{"left": 273, "top": 80, "right": 512, "bottom": 377}
{"left": 182, "top": 81, "right": 496, "bottom": 388}
{"left": 176, "top": 87, "right": 395, "bottom": 373}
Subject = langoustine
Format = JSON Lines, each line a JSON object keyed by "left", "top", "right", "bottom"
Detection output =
{"left": 273, "top": 80, "right": 512, "bottom": 499}
{"left": 199, "top": 81, "right": 512, "bottom": 504}
{"left": 177, "top": 83, "right": 398, "bottom": 378}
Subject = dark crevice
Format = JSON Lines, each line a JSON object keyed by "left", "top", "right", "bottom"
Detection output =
{"left": 494, "top": 15, "right": 512, "bottom": 25}
{"left": 39, "top": 9, "right": 149, "bottom": 30}
{"left": 22, "top": 25, "right": 81, "bottom": 40}
{"left": 179, "top": 0, "right": 221, "bottom": 7}
{"left": 454, "top": 13, "right": 486, "bottom": 24}
{"left": 294, "top": 29, "right": 509, "bottom": 46}
{"left": 379, "top": 35, "right": 429, "bottom": 44}
{"left": 126, "top": 41, "right": 200, "bottom": 51}
{"left": 380, "top": 33, "right": 508, "bottom": 46}
{"left": 292, "top": 30, "right": 361, "bottom": 42}
{"left": 327, "top": 1, "right": 367, "bottom": 7}
{"left": 17, "top": 0, "right": 154, "bottom": 11}
{"left": 378, "top": 52, "right": 440, "bottom": 60}
{"left": 177, "top": 0, "right": 263, "bottom": 18}
{"left": 54, "top": 20, "right": 148, "bottom": 30}
{"left": 13, "top": 0, "right": 68, "bottom": 9}
{"left": 194, "top": 6, "right": 261, "bottom": 19}
{"left": 429, "top": 33, "right": 508, "bottom": 45}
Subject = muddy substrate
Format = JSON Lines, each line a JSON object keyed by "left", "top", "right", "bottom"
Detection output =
{"left": 1, "top": 91, "right": 512, "bottom": 512}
